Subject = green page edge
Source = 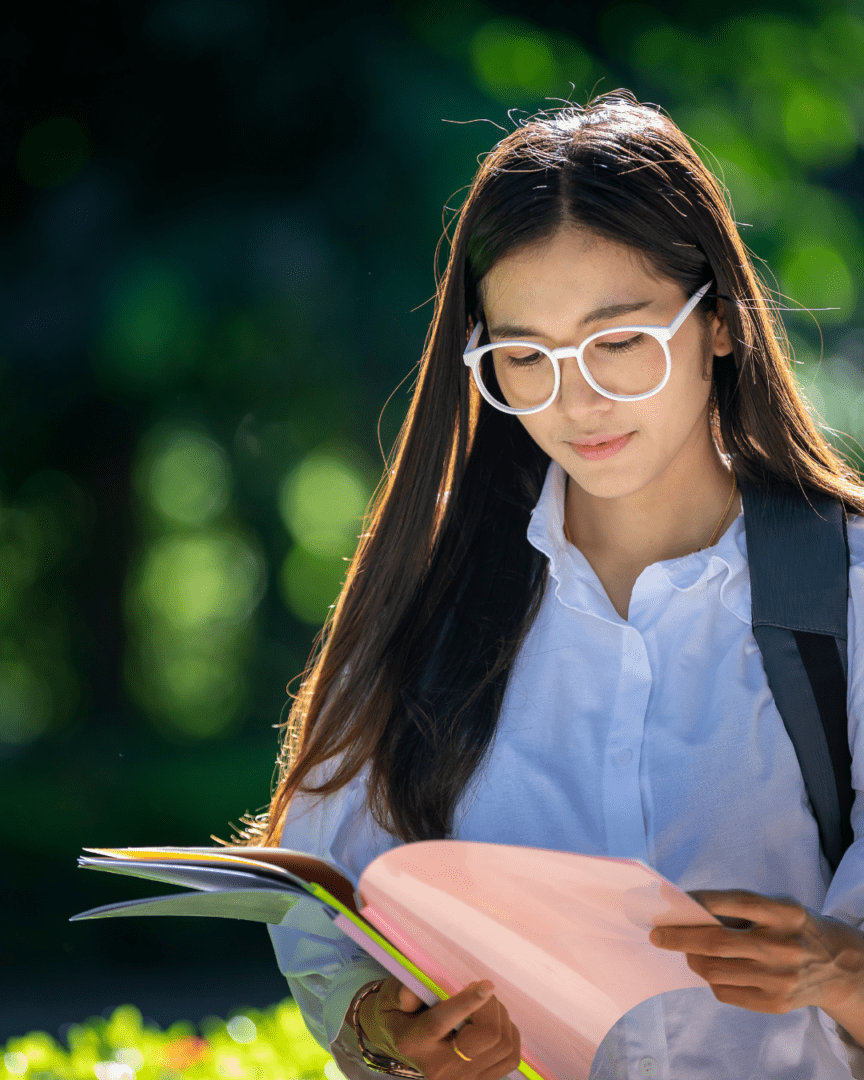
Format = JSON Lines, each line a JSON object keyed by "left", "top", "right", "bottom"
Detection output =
{"left": 304, "top": 881, "right": 544, "bottom": 1080}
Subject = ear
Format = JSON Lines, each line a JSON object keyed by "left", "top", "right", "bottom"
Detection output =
{"left": 711, "top": 298, "right": 734, "bottom": 357}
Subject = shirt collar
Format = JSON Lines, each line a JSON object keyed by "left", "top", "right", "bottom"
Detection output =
{"left": 526, "top": 460, "right": 751, "bottom": 625}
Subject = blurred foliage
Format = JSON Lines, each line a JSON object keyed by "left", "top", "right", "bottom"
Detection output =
{"left": 279, "top": 449, "right": 374, "bottom": 624}
{"left": 2, "top": 0, "right": 864, "bottom": 975}
{"left": 0, "top": 471, "right": 89, "bottom": 746}
{"left": 1, "top": 1000, "right": 342, "bottom": 1080}
{"left": 126, "top": 425, "right": 266, "bottom": 739}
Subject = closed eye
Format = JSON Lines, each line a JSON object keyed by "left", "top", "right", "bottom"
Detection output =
{"left": 505, "top": 351, "right": 544, "bottom": 367}
{"left": 493, "top": 345, "right": 546, "bottom": 367}
{"left": 594, "top": 333, "right": 644, "bottom": 354}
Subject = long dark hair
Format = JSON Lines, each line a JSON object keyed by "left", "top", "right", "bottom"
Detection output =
{"left": 231, "top": 90, "right": 864, "bottom": 848}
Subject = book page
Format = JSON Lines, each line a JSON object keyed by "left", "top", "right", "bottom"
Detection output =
{"left": 70, "top": 889, "right": 300, "bottom": 923}
{"left": 84, "top": 846, "right": 360, "bottom": 914}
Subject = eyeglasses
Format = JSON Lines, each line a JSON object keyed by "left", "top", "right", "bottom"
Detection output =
{"left": 462, "top": 281, "right": 713, "bottom": 415}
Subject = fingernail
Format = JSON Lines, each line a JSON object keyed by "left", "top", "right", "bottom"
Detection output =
{"left": 476, "top": 981, "right": 492, "bottom": 997}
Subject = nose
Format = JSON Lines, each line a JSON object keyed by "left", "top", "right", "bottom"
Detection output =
{"left": 555, "top": 354, "right": 615, "bottom": 416}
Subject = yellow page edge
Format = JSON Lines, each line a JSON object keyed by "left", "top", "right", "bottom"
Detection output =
{"left": 84, "top": 847, "right": 273, "bottom": 866}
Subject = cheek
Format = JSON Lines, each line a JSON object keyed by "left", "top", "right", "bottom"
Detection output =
{"left": 667, "top": 337, "right": 715, "bottom": 410}
{"left": 516, "top": 414, "right": 553, "bottom": 450}
{"left": 639, "top": 357, "right": 713, "bottom": 432}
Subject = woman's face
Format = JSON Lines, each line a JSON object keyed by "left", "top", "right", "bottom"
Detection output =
{"left": 478, "top": 228, "right": 732, "bottom": 502}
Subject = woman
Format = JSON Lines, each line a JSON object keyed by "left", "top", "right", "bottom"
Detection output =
{"left": 236, "top": 92, "right": 864, "bottom": 1078}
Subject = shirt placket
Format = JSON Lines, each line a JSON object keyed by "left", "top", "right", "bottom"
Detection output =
{"left": 592, "top": 613, "right": 669, "bottom": 1080}
{"left": 601, "top": 621, "right": 652, "bottom": 862}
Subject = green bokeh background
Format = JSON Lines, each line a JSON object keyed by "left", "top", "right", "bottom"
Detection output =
{"left": 3, "top": 0, "right": 864, "bottom": 1040}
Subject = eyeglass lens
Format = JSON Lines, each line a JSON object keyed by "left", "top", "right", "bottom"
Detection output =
{"left": 478, "top": 330, "right": 666, "bottom": 408}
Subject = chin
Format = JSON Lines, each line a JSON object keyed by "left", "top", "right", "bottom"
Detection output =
{"left": 563, "top": 466, "right": 648, "bottom": 501}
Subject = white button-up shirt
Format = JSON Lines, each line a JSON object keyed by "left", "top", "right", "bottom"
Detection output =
{"left": 269, "top": 459, "right": 864, "bottom": 1079}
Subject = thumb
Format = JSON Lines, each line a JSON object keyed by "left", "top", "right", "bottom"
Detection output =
{"left": 397, "top": 984, "right": 425, "bottom": 1013}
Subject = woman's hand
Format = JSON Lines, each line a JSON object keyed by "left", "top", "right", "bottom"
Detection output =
{"left": 648, "top": 888, "right": 864, "bottom": 1018}
{"left": 354, "top": 975, "right": 522, "bottom": 1079}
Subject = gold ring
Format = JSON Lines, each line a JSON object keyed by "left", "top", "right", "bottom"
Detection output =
{"left": 451, "top": 1039, "right": 473, "bottom": 1062}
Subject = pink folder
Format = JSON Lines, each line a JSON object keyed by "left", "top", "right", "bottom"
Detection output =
{"left": 336, "top": 840, "right": 722, "bottom": 1080}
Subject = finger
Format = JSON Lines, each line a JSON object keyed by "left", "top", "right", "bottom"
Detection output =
{"left": 651, "top": 925, "right": 762, "bottom": 959}
{"left": 685, "top": 951, "right": 767, "bottom": 986}
{"left": 452, "top": 992, "right": 504, "bottom": 1059}
{"left": 377, "top": 976, "right": 430, "bottom": 1012}
{"left": 687, "top": 890, "right": 803, "bottom": 928}
{"left": 397, "top": 984, "right": 426, "bottom": 1013}
{"left": 707, "top": 983, "right": 784, "bottom": 1012}
{"left": 424, "top": 981, "right": 495, "bottom": 1040}
{"left": 477, "top": 1016, "right": 522, "bottom": 1080}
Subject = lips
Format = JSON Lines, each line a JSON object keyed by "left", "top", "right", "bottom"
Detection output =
{"left": 572, "top": 433, "right": 632, "bottom": 448}
{"left": 568, "top": 431, "right": 635, "bottom": 461}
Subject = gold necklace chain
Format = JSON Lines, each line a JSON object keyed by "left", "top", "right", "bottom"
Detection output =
{"left": 562, "top": 471, "right": 738, "bottom": 551}
{"left": 702, "top": 471, "right": 738, "bottom": 550}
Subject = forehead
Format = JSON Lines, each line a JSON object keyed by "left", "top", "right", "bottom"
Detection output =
{"left": 478, "top": 229, "right": 667, "bottom": 316}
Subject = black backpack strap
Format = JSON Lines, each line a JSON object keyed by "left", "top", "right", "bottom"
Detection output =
{"left": 738, "top": 474, "right": 854, "bottom": 874}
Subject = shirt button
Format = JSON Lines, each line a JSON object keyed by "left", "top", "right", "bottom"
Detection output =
{"left": 639, "top": 1058, "right": 658, "bottom": 1077}
{"left": 614, "top": 748, "right": 633, "bottom": 766}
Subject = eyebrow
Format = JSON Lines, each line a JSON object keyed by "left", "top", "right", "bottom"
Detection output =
{"left": 487, "top": 299, "right": 656, "bottom": 339}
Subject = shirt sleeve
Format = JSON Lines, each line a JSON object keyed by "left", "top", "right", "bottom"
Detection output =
{"left": 267, "top": 892, "right": 391, "bottom": 1069}
{"left": 817, "top": 804, "right": 864, "bottom": 1078}
{"left": 266, "top": 756, "right": 402, "bottom": 1070}
{"left": 816, "top": 518, "right": 864, "bottom": 1077}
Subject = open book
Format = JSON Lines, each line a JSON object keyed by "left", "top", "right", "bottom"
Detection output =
{"left": 72, "top": 841, "right": 724, "bottom": 1080}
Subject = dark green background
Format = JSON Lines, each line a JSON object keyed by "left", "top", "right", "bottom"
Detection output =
{"left": 3, "top": 0, "right": 863, "bottom": 1039}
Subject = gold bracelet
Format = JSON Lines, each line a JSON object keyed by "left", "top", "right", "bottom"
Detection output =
{"left": 350, "top": 979, "right": 425, "bottom": 1077}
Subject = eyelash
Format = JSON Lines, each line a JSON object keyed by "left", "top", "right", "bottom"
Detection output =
{"left": 498, "top": 333, "right": 645, "bottom": 367}
{"left": 504, "top": 351, "right": 543, "bottom": 368}
{"left": 596, "top": 334, "right": 643, "bottom": 355}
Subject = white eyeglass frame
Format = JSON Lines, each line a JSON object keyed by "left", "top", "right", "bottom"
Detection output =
{"left": 462, "top": 280, "right": 714, "bottom": 415}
